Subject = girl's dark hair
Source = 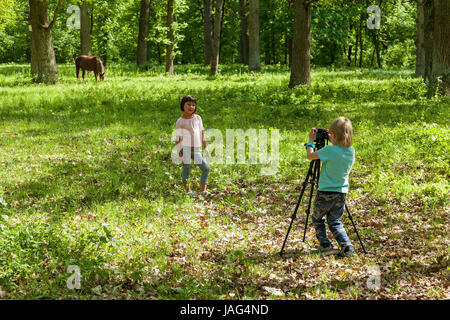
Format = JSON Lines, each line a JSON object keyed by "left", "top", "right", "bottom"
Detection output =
{"left": 180, "top": 95, "right": 197, "bottom": 113}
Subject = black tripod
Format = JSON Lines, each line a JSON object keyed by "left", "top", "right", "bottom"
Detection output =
{"left": 279, "top": 152, "right": 367, "bottom": 257}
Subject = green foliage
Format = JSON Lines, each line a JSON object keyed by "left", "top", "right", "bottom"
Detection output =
{"left": 0, "top": 0, "right": 419, "bottom": 69}
{"left": 0, "top": 0, "right": 18, "bottom": 33}
{"left": 0, "top": 64, "right": 448, "bottom": 299}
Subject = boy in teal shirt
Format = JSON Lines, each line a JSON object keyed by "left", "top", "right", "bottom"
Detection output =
{"left": 306, "top": 117, "right": 356, "bottom": 258}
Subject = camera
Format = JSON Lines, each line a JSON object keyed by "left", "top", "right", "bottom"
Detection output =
{"left": 314, "top": 128, "right": 328, "bottom": 149}
{"left": 315, "top": 128, "right": 328, "bottom": 141}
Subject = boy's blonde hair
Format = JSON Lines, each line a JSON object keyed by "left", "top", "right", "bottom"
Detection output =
{"left": 329, "top": 117, "right": 353, "bottom": 147}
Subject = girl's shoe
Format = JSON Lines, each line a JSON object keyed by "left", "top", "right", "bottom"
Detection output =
{"left": 186, "top": 191, "right": 195, "bottom": 197}
{"left": 198, "top": 191, "right": 210, "bottom": 197}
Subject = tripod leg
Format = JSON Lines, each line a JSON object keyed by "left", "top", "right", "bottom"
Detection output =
{"left": 345, "top": 204, "right": 367, "bottom": 254}
{"left": 302, "top": 159, "right": 319, "bottom": 242}
{"left": 280, "top": 161, "right": 314, "bottom": 257}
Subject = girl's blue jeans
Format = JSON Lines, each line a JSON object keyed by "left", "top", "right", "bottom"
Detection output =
{"left": 181, "top": 147, "right": 210, "bottom": 185}
{"left": 311, "top": 191, "right": 352, "bottom": 249}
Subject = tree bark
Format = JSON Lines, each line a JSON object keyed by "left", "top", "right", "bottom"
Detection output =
{"left": 239, "top": 0, "right": 249, "bottom": 65}
{"left": 354, "top": 24, "right": 359, "bottom": 66}
{"left": 359, "top": 14, "right": 363, "bottom": 68}
{"left": 423, "top": 0, "right": 434, "bottom": 83}
{"left": 415, "top": 0, "right": 425, "bottom": 77}
{"left": 80, "top": 2, "right": 92, "bottom": 56}
{"left": 347, "top": 20, "right": 353, "bottom": 66}
{"left": 432, "top": 0, "right": 450, "bottom": 94}
{"left": 210, "top": 0, "right": 224, "bottom": 76}
{"left": 137, "top": 0, "right": 151, "bottom": 67}
{"left": 288, "top": 37, "right": 292, "bottom": 67}
{"left": 289, "top": 0, "right": 312, "bottom": 88}
{"left": 29, "top": 0, "right": 62, "bottom": 84}
{"left": 219, "top": 0, "right": 226, "bottom": 60}
{"left": 248, "top": 0, "right": 260, "bottom": 71}
{"left": 371, "top": 0, "right": 383, "bottom": 69}
{"left": 165, "top": 0, "right": 174, "bottom": 75}
{"left": 371, "top": 31, "right": 381, "bottom": 69}
{"left": 203, "top": 0, "right": 213, "bottom": 65}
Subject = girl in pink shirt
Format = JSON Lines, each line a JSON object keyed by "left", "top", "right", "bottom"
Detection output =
{"left": 175, "top": 95, "right": 210, "bottom": 195}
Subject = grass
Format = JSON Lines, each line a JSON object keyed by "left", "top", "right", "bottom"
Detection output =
{"left": 0, "top": 63, "right": 448, "bottom": 299}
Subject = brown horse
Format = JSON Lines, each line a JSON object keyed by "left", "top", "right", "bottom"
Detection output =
{"left": 75, "top": 55, "right": 105, "bottom": 82}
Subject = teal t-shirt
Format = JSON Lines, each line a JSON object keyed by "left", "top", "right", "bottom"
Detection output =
{"left": 317, "top": 145, "right": 355, "bottom": 193}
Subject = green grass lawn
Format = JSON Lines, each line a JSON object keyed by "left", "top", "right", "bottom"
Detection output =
{"left": 0, "top": 63, "right": 448, "bottom": 299}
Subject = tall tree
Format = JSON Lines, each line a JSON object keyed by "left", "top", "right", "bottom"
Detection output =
{"left": 239, "top": 0, "right": 249, "bottom": 65}
{"left": 165, "top": 0, "right": 174, "bottom": 75}
{"left": 359, "top": 11, "right": 363, "bottom": 68}
{"left": 137, "top": 0, "right": 151, "bottom": 67}
{"left": 371, "top": 0, "right": 383, "bottom": 69}
{"left": 346, "top": 18, "right": 353, "bottom": 66}
{"left": 415, "top": 0, "right": 425, "bottom": 77}
{"left": 423, "top": 0, "right": 434, "bottom": 84}
{"left": 203, "top": 0, "right": 213, "bottom": 65}
{"left": 210, "top": 0, "right": 224, "bottom": 76}
{"left": 431, "top": 0, "right": 450, "bottom": 93}
{"left": 289, "top": 0, "right": 316, "bottom": 88}
{"left": 29, "top": 0, "right": 63, "bottom": 84}
{"left": 80, "top": 1, "right": 92, "bottom": 56}
{"left": 248, "top": 0, "right": 260, "bottom": 71}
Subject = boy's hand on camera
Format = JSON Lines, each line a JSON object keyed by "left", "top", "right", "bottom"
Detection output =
{"left": 309, "top": 128, "right": 318, "bottom": 142}
{"left": 204, "top": 147, "right": 210, "bottom": 158}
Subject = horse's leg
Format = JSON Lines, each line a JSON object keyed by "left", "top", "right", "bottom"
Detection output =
{"left": 95, "top": 71, "right": 98, "bottom": 82}
{"left": 82, "top": 69, "right": 86, "bottom": 81}
{"left": 76, "top": 64, "right": 81, "bottom": 82}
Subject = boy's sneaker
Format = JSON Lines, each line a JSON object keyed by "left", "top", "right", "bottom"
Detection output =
{"left": 339, "top": 245, "right": 356, "bottom": 258}
{"left": 318, "top": 244, "right": 340, "bottom": 257}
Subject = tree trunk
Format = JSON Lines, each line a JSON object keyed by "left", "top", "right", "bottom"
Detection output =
{"left": 30, "top": 17, "right": 38, "bottom": 76}
{"left": 137, "top": 0, "right": 151, "bottom": 67}
{"left": 288, "top": 37, "right": 292, "bottom": 67}
{"left": 165, "top": 0, "right": 174, "bottom": 75}
{"left": 29, "top": 0, "right": 62, "bottom": 84}
{"left": 239, "top": 0, "right": 249, "bottom": 65}
{"left": 372, "top": 31, "right": 382, "bottom": 69}
{"left": 359, "top": 14, "right": 363, "bottom": 68}
{"left": 289, "top": 0, "right": 312, "bottom": 88}
{"left": 219, "top": 0, "right": 226, "bottom": 60}
{"left": 210, "top": 0, "right": 224, "bottom": 76}
{"left": 80, "top": 2, "right": 92, "bottom": 56}
{"left": 354, "top": 24, "right": 359, "bottom": 66}
{"left": 432, "top": 0, "right": 450, "bottom": 94}
{"left": 271, "top": 24, "right": 276, "bottom": 64}
{"left": 203, "top": 0, "right": 213, "bottom": 65}
{"left": 347, "top": 20, "right": 353, "bottom": 66}
{"left": 415, "top": 0, "right": 425, "bottom": 77}
{"left": 423, "top": 0, "right": 434, "bottom": 83}
{"left": 347, "top": 44, "right": 352, "bottom": 66}
{"left": 248, "top": 0, "right": 260, "bottom": 71}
